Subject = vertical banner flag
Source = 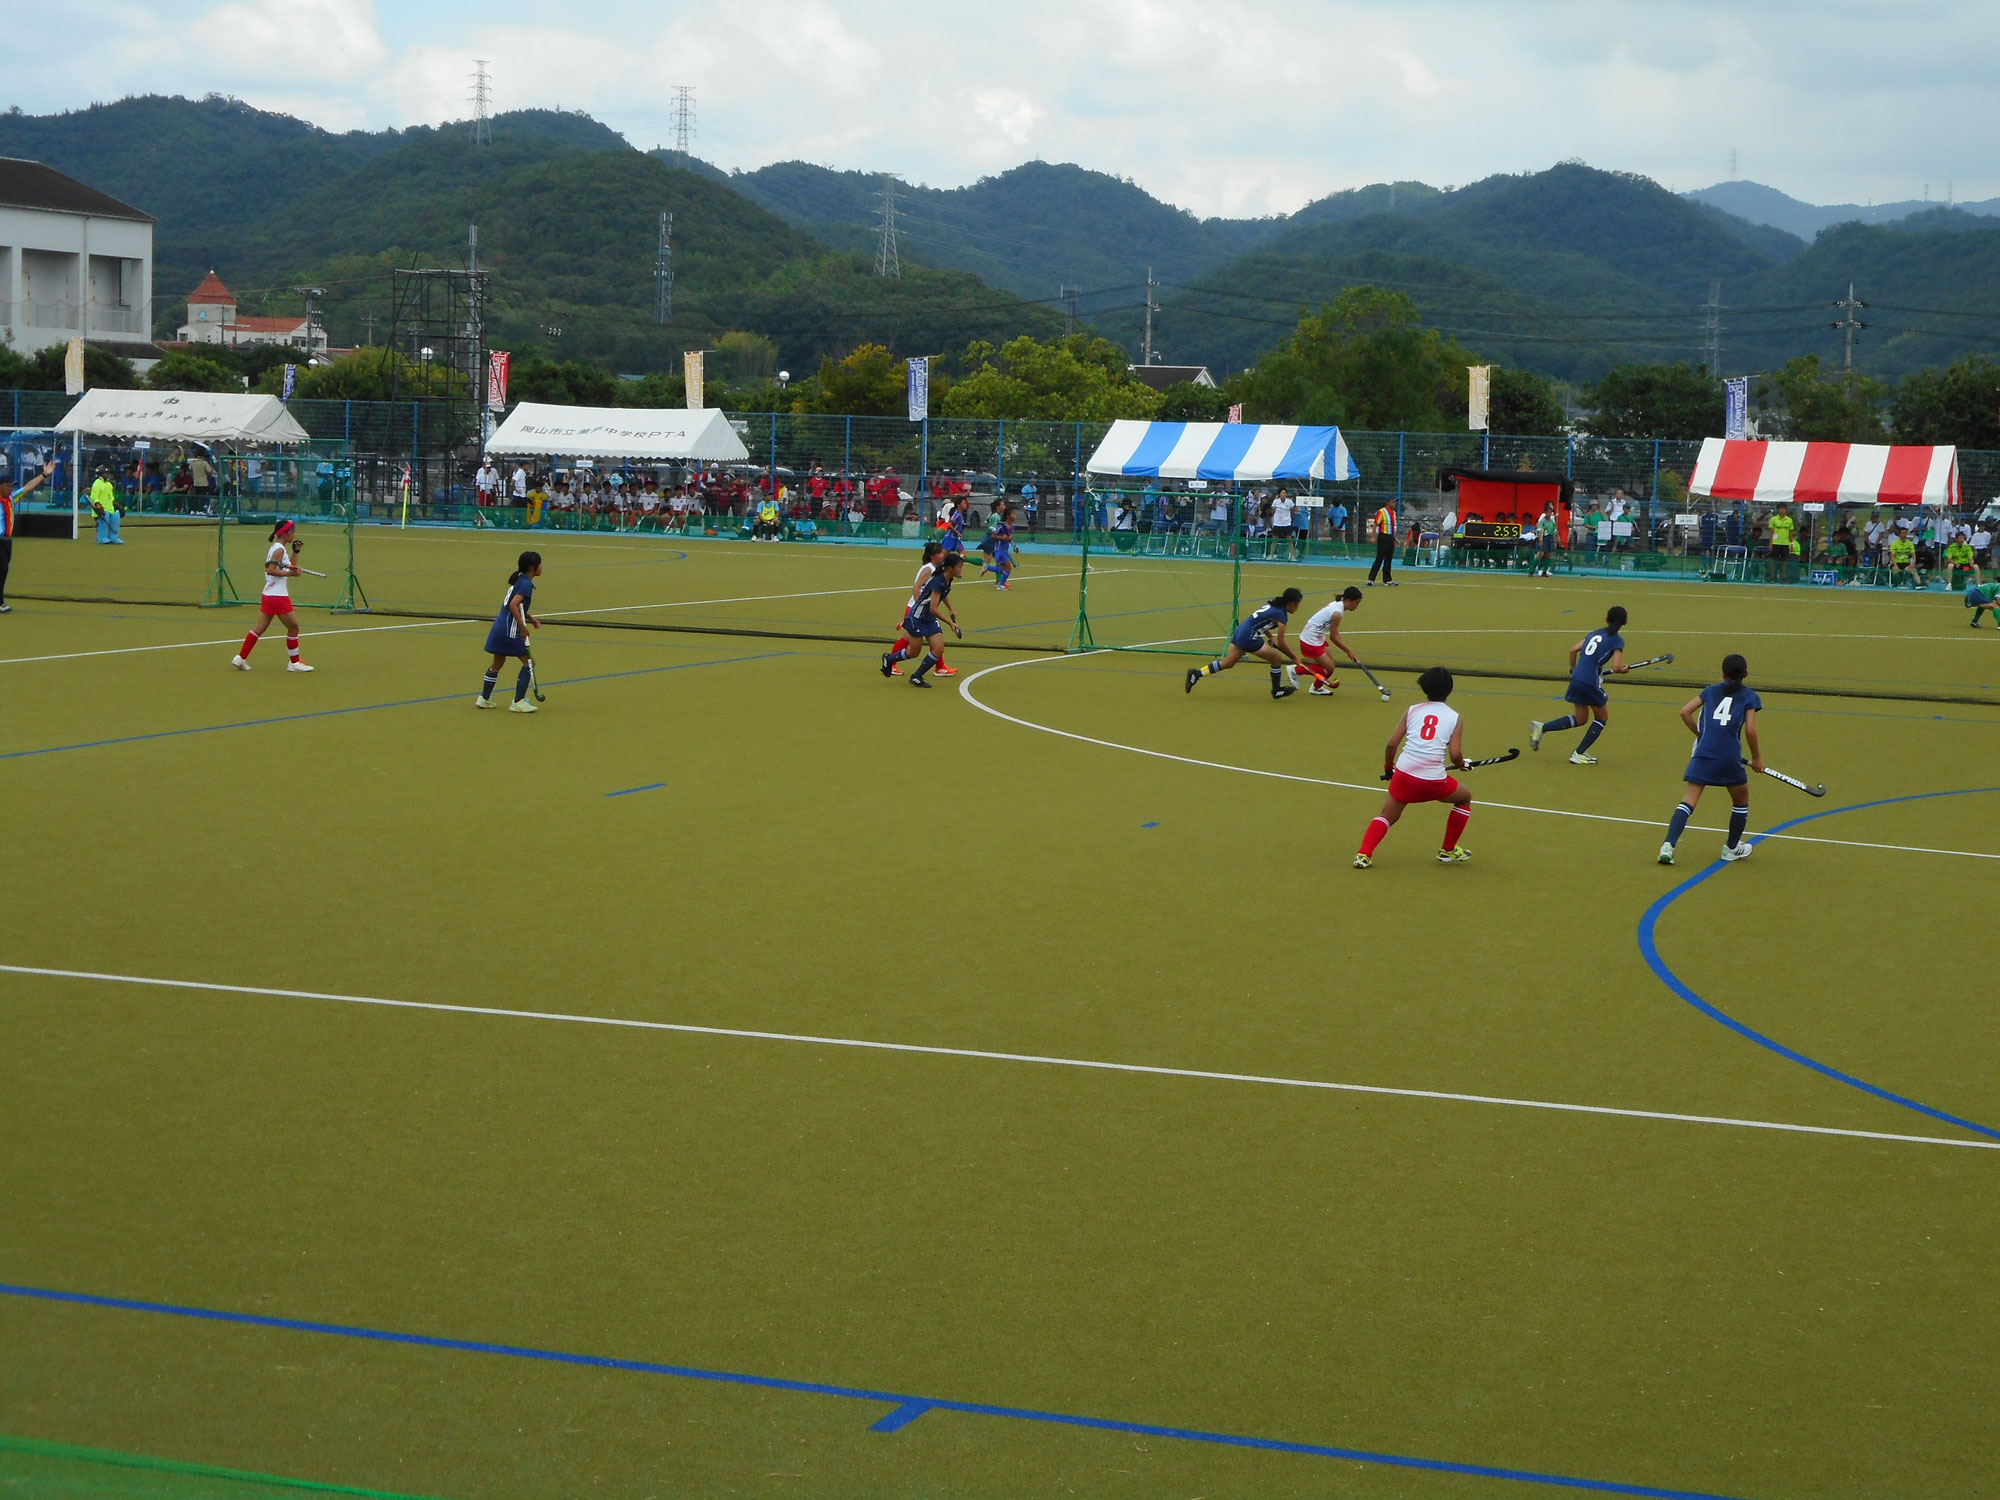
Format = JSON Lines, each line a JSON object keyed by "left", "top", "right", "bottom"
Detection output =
{"left": 64, "top": 337, "right": 86, "bottom": 395}
{"left": 487, "top": 350, "right": 510, "bottom": 412}
{"left": 684, "top": 350, "right": 705, "bottom": 409}
{"left": 282, "top": 364, "right": 297, "bottom": 402}
{"left": 1227, "top": 403, "right": 1243, "bottom": 424}
{"left": 1467, "top": 365, "right": 1491, "bottom": 430}
{"left": 907, "top": 356, "right": 930, "bottom": 422}
{"left": 1725, "top": 377, "right": 1749, "bottom": 439}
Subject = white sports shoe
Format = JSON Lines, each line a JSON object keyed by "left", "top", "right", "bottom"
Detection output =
{"left": 286, "top": 661, "right": 314, "bottom": 673}
{"left": 1283, "top": 664, "right": 1298, "bottom": 688}
{"left": 230, "top": 655, "right": 251, "bottom": 671}
{"left": 1308, "top": 682, "right": 1334, "bottom": 696}
{"left": 474, "top": 695, "right": 496, "bottom": 708}
{"left": 1529, "top": 720, "right": 1544, "bottom": 751}
{"left": 1658, "top": 842, "right": 1676, "bottom": 865}
{"left": 509, "top": 698, "right": 538, "bottom": 713}
{"left": 1720, "top": 842, "right": 1753, "bottom": 862}
{"left": 1569, "top": 752, "right": 1597, "bottom": 765}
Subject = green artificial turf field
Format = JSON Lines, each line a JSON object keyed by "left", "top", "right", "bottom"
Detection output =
{"left": 2, "top": 525, "right": 1997, "bottom": 1499}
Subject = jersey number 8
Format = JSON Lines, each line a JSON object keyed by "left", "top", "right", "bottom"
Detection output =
{"left": 1420, "top": 714, "right": 1440, "bottom": 740}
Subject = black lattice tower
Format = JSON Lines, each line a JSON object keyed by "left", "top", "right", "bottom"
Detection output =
{"left": 384, "top": 267, "right": 491, "bottom": 458}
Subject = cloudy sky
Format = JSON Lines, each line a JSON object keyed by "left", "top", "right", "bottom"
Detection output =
{"left": 36, "top": 0, "right": 1999, "bottom": 216}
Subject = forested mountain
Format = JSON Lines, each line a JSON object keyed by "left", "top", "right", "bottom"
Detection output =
{"left": 0, "top": 96, "right": 1061, "bottom": 373}
{"left": 5, "top": 97, "right": 1994, "bottom": 388}
{"left": 1687, "top": 179, "right": 2000, "bottom": 239}
{"left": 719, "top": 158, "right": 1287, "bottom": 306}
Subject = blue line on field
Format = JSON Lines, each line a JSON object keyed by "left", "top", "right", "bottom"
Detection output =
{"left": 605, "top": 783, "right": 668, "bottom": 798}
{"left": 0, "top": 653, "right": 788, "bottom": 762}
{"left": 0, "top": 1283, "right": 1751, "bottom": 1499}
{"left": 1637, "top": 785, "right": 2000, "bottom": 1142}
{"left": 1140, "top": 821, "right": 1160, "bottom": 828}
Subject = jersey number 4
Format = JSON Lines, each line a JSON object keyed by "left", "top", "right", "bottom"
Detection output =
{"left": 1712, "top": 700, "right": 1734, "bottom": 727}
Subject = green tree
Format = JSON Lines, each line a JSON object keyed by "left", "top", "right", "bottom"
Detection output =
{"left": 1889, "top": 355, "right": 2000, "bottom": 448}
{"left": 1153, "top": 380, "right": 1232, "bottom": 421}
{"left": 1233, "top": 287, "right": 1469, "bottom": 429}
{"left": 712, "top": 331, "right": 780, "bottom": 383}
{"left": 1488, "top": 366, "right": 1566, "bottom": 436}
{"left": 1758, "top": 355, "right": 1887, "bottom": 442}
{"left": 145, "top": 349, "right": 244, "bottom": 392}
{"left": 0, "top": 343, "right": 139, "bottom": 392}
{"left": 614, "top": 371, "right": 686, "bottom": 408}
{"left": 1581, "top": 362, "right": 1724, "bottom": 440}
{"left": 809, "top": 343, "right": 907, "bottom": 417}
{"left": 509, "top": 356, "right": 617, "bottom": 406}
{"left": 938, "top": 334, "right": 1158, "bottom": 421}
{"left": 290, "top": 347, "right": 461, "bottom": 402}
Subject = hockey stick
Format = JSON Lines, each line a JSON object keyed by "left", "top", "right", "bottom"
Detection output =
{"left": 1380, "top": 748, "right": 1519, "bottom": 780}
{"left": 291, "top": 567, "right": 328, "bottom": 578}
{"left": 524, "top": 644, "right": 547, "bottom": 703}
{"left": 1351, "top": 660, "right": 1393, "bottom": 700}
{"left": 1744, "top": 760, "right": 1825, "bottom": 797}
{"left": 1620, "top": 652, "right": 1675, "bottom": 671}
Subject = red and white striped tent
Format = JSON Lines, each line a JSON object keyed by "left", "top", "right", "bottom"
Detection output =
{"left": 1690, "top": 438, "right": 1959, "bottom": 507}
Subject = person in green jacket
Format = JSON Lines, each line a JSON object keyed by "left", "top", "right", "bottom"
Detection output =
{"left": 89, "top": 468, "right": 122, "bottom": 545}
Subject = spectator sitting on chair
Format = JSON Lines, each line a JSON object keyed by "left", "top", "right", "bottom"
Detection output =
{"left": 1944, "top": 534, "right": 1975, "bottom": 588}
{"left": 754, "top": 496, "right": 781, "bottom": 540}
{"left": 1887, "top": 532, "right": 1923, "bottom": 588}
{"left": 1111, "top": 498, "right": 1138, "bottom": 550}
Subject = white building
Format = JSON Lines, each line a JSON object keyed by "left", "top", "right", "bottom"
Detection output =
{"left": 0, "top": 157, "right": 156, "bottom": 355}
{"left": 178, "top": 270, "right": 327, "bottom": 352}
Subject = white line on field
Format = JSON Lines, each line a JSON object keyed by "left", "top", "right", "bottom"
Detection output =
{"left": 957, "top": 653, "right": 2000, "bottom": 861}
{"left": 0, "top": 617, "right": 465, "bottom": 666}
{"left": 3, "top": 963, "right": 1992, "bottom": 1152}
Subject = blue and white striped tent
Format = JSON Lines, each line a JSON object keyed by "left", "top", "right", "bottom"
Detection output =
{"left": 1086, "top": 420, "right": 1359, "bottom": 483}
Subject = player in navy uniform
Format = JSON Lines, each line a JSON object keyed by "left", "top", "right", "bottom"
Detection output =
{"left": 1658, "top": 653, "right": 1762, "bottom": 865}
{"left": 882, "top": 551, "right": 963, "bottom": 687}
{"left": 1530, "top": 605, "right": 1628, "bottom": 763}
{"left": 981, "top": 503, "right": 1017, "bottom": 589}
{"left": 1184, "top": 588, "right": 1304, "bottom": 699}
{"left": 478, "top": 550, "right": 542, "bottom": 713}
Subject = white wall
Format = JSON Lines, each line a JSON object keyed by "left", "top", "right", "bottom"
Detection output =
{"left": 0, "top": 203, "right": 154, "bottom": 355}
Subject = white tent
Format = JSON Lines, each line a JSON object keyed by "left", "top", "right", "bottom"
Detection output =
{"left": 56, "top": 390, "right": 311, "bottom": 446}
{"left": 485, "top": 403, "right": 750, "bottom": 463}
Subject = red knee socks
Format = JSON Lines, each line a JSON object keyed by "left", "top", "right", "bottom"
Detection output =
{"left": 1359, "top": 817, "right": 1390, "bottom": 856}
{"left": 240, "top": 631, "right": 260, "bottom": 658}
{"left": 1444, "top": 807, "right": 1470, "bottom": 850}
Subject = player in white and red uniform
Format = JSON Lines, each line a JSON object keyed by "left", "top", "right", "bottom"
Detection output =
{"left": 231, "top": 519, "right": 313, "bottom": 673}
{"left": 884, "top": 540, "right": 945, "bottom": 676}
{"left": 1295, "top": 586, "right": 1364, "bottom": 695}
{"left": 1354, "top": 666, "right": 1471, "bottom": 867}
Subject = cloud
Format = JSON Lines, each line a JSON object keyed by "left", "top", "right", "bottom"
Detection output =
{"left": 11, "top": 0, "right": 2000, "bottom": 215}
{"left": 198, "top": 0, "right": 388, "bottom": 81}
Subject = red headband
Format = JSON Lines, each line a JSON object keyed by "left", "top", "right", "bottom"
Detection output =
{"left": 274, "top": 520, "right": 296, "bottom": 536}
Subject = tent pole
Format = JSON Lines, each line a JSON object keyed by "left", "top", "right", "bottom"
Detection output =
{"left": 71, "top": 431, "right": 79, "bottom": 538}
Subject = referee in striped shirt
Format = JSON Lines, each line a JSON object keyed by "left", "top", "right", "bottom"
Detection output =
{"left": 1367, "top": 500, "right": 1399, "bottom": 586}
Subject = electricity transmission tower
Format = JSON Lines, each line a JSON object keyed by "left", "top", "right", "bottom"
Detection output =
{"left": 1703, "top": 280, "right": 1723, "bottom": 376}
{"left": 1833, "top": 283, "right": 1867, "bottom": 373}
{"left": 1060, "top": 283, "right": 1079, "bottom": 336}
{"left": 670, "top": 85, "right": 696, "bottom": 163}
{"left": 875, "top": 176, "right": 901, "bottom": 278}
{"left": 471, "top": 59, "right": 491, "bottom": 145}
{"left": 1141, "top": 267, "right": 1160, "bottom": 364}
{"left": 655, "top": 212, "right": 674, "bottom": 324}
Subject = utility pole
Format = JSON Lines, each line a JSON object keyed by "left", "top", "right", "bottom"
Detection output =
{"left": 655, "top": 211, "right": 674, "bottom": 324}
{"left": 293, "top": 283, "right": 326, "bottom": 354}
{"left": 1141, "top": 266, "right": 1160, "bottom": 365}
{"left": 1833, "top": 282, "right": 1866, "bottom": 373}
{"left": 670, "top": 85, "right": 696, "bottom": 164}
{"left": 1703, "top": 279, "right": 1723, "bottom": 377}
{"left": 471, "top": 59, "right": 491, "bottom": 146}
{"left": 875, "top": 175, "right": 901, "bottom": 278}
{"left": 1060, "top": 283, "right": 1078, "bottom": 337}
{"left": 361, "top": 312, "right": 378, "bottom": 346}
